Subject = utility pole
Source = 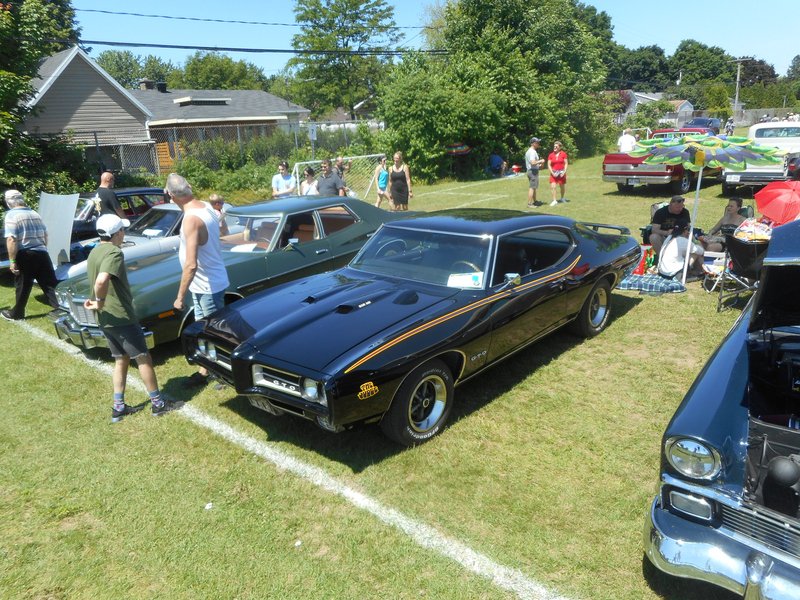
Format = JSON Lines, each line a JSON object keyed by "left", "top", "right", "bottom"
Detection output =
{"left": 731, "top": 58, "right": 752, "bottom": 120}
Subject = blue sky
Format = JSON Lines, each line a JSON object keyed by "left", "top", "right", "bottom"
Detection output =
{"left": 72, "top": 1, "right": 795, "bottom": 78}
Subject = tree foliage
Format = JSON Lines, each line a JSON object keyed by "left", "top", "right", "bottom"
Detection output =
{"left": 289, "top": 0, "right": 401, "bottom": 119}
{"left": 377, "top": 0, "right": 611, "bottom": 181}
{"left": 0, "top": 0, "right": 92, "bottom": 197}
{"left": 170, "top": 51, "right": 268, "bottom": 90}
{"left": 669, "top": 40, "right": 735, "bottom": 85}
{"left": 788, "top": 55, "right": 800, "bottom": 80}
{"left": 95, "top": 50, "right": 142, "bottom": 88}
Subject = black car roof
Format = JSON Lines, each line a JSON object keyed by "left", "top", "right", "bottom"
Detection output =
{"left": 226, "top": 195, "right": 361, "bottom": 216}
{"left": 383, "top": 209, "right": 577, "bottom": 236}
{"left": 79, "top": 187, "right": 166, "bottom": 198}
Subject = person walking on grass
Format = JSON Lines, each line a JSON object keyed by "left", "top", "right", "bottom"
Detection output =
{"left": 2, "top": 189, "right": 60, "bottom": 321}
{"left": 167, "top": 173, "right": 230, "bottom": 387}
{"left": 84, "top": 214, "right": 179, "bottom": 422}
{"left": 374, "top": 156, "right": 389, "bottom": 207}
{"left": 547, "top": 140, "right": 569, "bottom": 206}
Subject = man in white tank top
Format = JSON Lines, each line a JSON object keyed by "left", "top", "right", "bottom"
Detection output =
{"left": 166, "top": 173, "right": 230, "bottom": 385}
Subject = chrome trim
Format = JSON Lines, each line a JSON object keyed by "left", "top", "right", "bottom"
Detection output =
{"left": 646, "top": 489, "right": 800, "bottom": 599}
{"left": 53, "top": 314, "right": 154, "bottom": 351}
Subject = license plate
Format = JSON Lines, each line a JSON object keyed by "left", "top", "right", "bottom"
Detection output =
{"left": 627, "top": 178, "right": 640, "bottom": 185}
{"left": 726, "top": 174, "right": 741, "bottom": 183}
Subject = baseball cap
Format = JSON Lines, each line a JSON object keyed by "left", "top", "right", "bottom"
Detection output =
{"left": 529, "top": 137, "right": 541, "bottom": 144}
{"left": 96, "top": 214, "right": 130, "bottom": 237}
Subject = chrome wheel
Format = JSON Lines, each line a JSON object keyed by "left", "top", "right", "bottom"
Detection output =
{"left": 407, "top": 374, "right": 448, "bottom": 433}
{"left": 588, "top": 286, "right": 609, "bottom": 329}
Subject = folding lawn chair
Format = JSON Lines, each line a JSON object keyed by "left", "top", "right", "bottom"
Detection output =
{"left": 717, "top": 234, "right": 769, "bottom": 311}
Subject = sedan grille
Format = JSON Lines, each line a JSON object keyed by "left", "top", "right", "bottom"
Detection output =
{"left": 720, "top": 503, "right": 800, "bottom": 558}
{"left": 68, "top": 295, "right": 98, "bottom": 327}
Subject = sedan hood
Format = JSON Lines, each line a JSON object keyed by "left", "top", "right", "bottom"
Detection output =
{"left": 208, "top": 268, "right": 460, "bottom": 373}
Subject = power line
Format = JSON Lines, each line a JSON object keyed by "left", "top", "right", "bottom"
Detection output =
{"left": 76, "top": 8, "right": 430, "bottom": 30}
{"left": 78, "top": 39, "right": 447, "bottom": 57}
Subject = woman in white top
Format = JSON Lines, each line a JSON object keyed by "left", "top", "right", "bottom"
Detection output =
{"left": 300, "top": 167, "right": 319, "bottom": 196}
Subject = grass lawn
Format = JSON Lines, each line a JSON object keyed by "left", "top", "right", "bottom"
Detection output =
{"left": 0, "top": 157, "right": 743, "bottom": 599}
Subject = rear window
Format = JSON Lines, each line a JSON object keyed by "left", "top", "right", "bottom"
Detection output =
{"left": 755, "top": 127, "right": 800, "bottom": 139}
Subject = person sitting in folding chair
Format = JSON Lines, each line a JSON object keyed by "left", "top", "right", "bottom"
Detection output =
{"left": 716, "top": 233, "right": 769, "bottom": 311}
{"left": 699, "top": 197, "right": 748, "bottom": 253}
{"left": 657, "top": 222, "right": 705, "bottom": 281}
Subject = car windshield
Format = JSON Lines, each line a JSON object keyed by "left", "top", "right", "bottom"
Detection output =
{"left": 221, "top": 214, "right": 283, "bottom": 252}
{"left": 350, "top": 226, "right": 491, "bottom": 289}
{"left": 128, "top": 208, "right": 181, "bottom": 238}
{"left": 75, "top": 197, "right": 97, "bottom": 220}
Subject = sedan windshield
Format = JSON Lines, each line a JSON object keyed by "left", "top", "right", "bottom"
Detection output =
{"left": 350, "top": 226, "right": 491, "bottom": 289}
{"left": 128, "top": 208, "right": 181, "bottom": 238}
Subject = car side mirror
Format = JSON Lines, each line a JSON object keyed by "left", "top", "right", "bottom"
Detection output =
{"left": 503, "top": 273, "right": 521, "bottom": 287}
{"left": 283, "top": 237, "right": 300, "bottom": 250}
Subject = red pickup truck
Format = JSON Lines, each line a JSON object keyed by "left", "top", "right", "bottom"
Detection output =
{"left": 602, "top": 128, "right": 716, "bottom": 194}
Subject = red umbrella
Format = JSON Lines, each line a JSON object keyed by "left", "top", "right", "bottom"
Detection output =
{"left": 755, "top": 180, "right": 800, "bottom": 225}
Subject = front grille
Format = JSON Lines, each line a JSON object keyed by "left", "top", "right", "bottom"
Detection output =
{"left": 68, "top": 295, "right": 98, "bottom": 326}
{"left": 720, "top": 503, "right": 800, "bottom": 558}
{"left": 253, "top": 364, "right": 303, "bottom": 398}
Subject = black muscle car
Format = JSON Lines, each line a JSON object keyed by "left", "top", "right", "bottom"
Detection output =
{"left": 182, "top": 209, "right": 641, "bottom": 445}
{"left": 645, "top": 220, "right": 800, "bottom": 598}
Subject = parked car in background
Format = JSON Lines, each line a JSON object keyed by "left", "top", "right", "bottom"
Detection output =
{"left": 602, "top": 128, "right": 719, "bottom": 194}
{"left": 183, "top": 209, "right": 641, "bottom": 446}
{"left": 56, "top": 202, "right": 241, "bottom": 280}
{"left": 722, "top": 121, "right": 800, "bottom": 195}
{"left": 645, "top": 219, "right": 800, "bottom": 598}
{"left": 72, "top": 187, "right": 168, "bottom": 241}
{"left": 52, "top": 196, "right": 402, "bottom": 351}
{"left": 0, "top": 187, "right": 167, "bottom": 271}
{"left": 684, "top": 117, "right": 722, "bottom": 135}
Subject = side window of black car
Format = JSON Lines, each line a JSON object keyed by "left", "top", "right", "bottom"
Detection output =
{"left": 493, "top": 228, "right": 571, "bottom": 285}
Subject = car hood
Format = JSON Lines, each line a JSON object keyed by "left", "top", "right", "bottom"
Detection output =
{"left": 207, "top": 268, "right": 460, "bottom": 374}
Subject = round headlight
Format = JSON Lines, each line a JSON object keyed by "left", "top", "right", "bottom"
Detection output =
{"left": 666, "top": 437, "right": 721, "bottom": 480}
{"left": 302, "top": 378, "right": 319, "bottom": 400}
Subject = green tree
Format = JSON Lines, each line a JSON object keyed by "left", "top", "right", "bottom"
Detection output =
{"left": 615, "top": 45, "right": 671, "bottom": 91}
{"left": 787, "top": 55, "right": 800, "bottom": 80}
{"left": 669, "top": 40, "right": 735, "bottom": 85}
{"left": 1, "top": 0, "right": 91, "bottom": 196}
{"left": 289, "top": 0, "right": 402, "bottom": 119}
{"left": 170, "top": 51, "right": 268, "bottom": 90}
{"left": 378, "top": 0, "right": 611, "bottom": 180}
{"left": 740, "top": 57, "right": 777, "bottom": 86}
{"left": 141, "top": 55, "right": 176, "bottom": 84}
{"left": 95, "top": 50, "right": 142, "bottom": 88}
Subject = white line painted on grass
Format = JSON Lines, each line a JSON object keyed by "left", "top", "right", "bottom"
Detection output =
{"left": 15, "top": 319, "right": 571, "bottom": 600}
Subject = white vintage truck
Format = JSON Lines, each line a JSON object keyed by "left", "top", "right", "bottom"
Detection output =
{"left": 722, "top": 121, "right": 800, "bottom": 195}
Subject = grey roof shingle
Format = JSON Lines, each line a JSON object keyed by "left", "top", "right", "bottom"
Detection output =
{"left": 129, "top": 88, "right": 309, "bottom": 123}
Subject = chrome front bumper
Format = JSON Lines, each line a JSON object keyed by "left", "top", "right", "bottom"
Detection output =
{"left": 53, "top": 314, "right": 154, "bottom": 350}
{"left": 645, "top": 495, "right": 800, "bottom": 599}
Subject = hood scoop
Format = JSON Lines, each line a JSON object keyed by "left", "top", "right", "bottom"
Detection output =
{"left": 334, "top": 287, "right": 420, "bottom": 314}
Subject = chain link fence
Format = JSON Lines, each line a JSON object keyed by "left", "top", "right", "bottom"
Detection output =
{"left": 292, "top": 154, "right": 386, "bottom": 201}
{"left": 70, "top": 120, "right": 384, "bottom": 177}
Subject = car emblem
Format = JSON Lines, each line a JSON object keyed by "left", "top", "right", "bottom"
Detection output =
{"left": 271, "top": 378, "right": 298, "bottom": 393}
{"left": 357, "top": 381, "right": 379, "bottom": 400}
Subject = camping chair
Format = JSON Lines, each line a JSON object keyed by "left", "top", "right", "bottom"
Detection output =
{"left": 716, "top": 234, "right": 769, "bottom": 311}
{"left": 639, "top": 201, "right": 668, "bottom": 245}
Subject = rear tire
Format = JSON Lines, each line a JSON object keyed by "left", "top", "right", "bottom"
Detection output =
{"left": 571, "top": 279, "right": 612, "bottom": 338}
{"left": 380, "top": 359, "right": 453, "bottom": 446}
{"left": 672, "top": 172, "right": 691, "bottom": 195}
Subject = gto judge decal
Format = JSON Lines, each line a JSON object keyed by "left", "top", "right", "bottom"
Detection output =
{"left": 357, "top": 382, "right": 379, "bottom": 400}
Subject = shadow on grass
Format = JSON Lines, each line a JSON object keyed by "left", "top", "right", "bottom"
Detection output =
{"left": 641, "top": 555, "right": 739, "bottom": 600}
{"left": 194, "top": 292, "right": 644, "bottom": 472}
{"left": 606, "top": 176, "right": 724, "bottom": 198}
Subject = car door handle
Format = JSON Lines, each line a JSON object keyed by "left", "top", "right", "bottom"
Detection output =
{"left": 315, "top": 248, "right": 329, "bottom": 255}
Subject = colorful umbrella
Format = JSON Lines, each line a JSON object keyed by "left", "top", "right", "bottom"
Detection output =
{"left": 628, "top": 134, "right": 784, "bottom": 283}
{"left": 755, "top": 180, "right": 800, "bottom": 225}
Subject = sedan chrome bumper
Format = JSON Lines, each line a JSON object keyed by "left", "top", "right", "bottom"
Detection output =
{"left": 53, "top": 314, "right": 154, "bottom": 350}
{"left": 645, "top": 495, "right": 800, "bottom": 599}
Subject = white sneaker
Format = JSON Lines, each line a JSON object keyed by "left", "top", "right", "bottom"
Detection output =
{"left": 560, "top": 198, "right": 569, "bottom": 203}
{"left": 549, "top": 200, "right": 558, "bottom": 206}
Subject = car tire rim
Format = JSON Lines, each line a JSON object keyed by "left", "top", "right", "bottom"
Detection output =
{"left": 408, "top": 374, "right": 447, "bottom": 433}
{"left": 589, "top": 287, "right": 609, "bottom": 329}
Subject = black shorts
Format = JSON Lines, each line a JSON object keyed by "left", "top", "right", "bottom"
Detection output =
{"left": 103, "top": 324, "right": 149, "bottom": 359}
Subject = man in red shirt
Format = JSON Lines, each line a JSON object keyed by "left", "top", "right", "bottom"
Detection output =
{"left": 547, "top": 141, "right": 569, "bottom": 206}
